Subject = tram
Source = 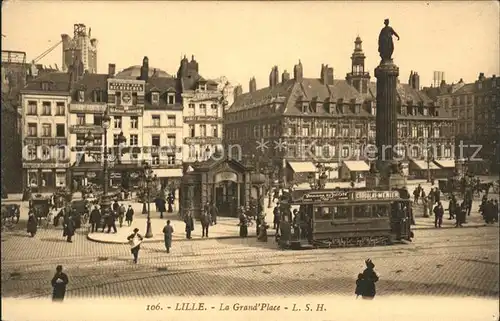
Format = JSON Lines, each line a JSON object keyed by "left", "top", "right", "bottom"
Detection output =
{"left": 277, "top": 188, "right": 413, "bottom": 249}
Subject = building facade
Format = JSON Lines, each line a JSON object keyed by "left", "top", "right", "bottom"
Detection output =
{"left": 20, "top": 73, "right": 71, "bottom": 192}
{"left": 224, "top": 37, "right": 456, "bottom": 184}
{"left": 177, "top": 56, "right": 225, "bottom": 163}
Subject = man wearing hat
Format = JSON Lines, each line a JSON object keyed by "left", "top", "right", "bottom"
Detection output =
{"left": 51, "top": 265, "right": 69, "bottom": 302}
{"left": 127, "top": 228, "right": 144, "bottom": 263}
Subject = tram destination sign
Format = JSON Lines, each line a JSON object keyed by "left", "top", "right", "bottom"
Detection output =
{"left": 355, "top": 191, "right": 399, "bottom": 200}
{"left": 301, "top": 191, "right": 350, "bottom": 202}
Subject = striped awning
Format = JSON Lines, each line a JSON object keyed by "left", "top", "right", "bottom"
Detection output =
{"left": 435, "top": 159, "right": 456, "bottom": 168}
{"left": 287, "top": 161, "right": 316, "bottom": 173}
{"left": 411, "top": 160, "right": 440, "bottom": 170}
{"left": 343, "top": 161, "right": 370, "bottom": 172}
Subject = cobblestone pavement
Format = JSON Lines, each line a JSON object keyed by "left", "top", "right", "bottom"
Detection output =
{"left": 2, "top": 226, "right": 498, "bottom": 298}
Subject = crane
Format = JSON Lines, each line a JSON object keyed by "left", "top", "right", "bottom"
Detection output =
{"left": 30, "top": 40, "right": 62, "bottom": 64}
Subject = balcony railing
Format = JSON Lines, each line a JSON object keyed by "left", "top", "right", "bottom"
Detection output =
{"left": 23, "top": 137, "right": 68, "bottom": 146}
{"left": 69, "top": 124, "right": 104, "bottom": 134}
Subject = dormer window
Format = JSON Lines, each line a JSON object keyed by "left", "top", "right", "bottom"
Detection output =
{"left": 198, "top": 83, "right": 206, "bottom": 91}
{"left": 41, "top": 82, "right": 50, "bottom": 91}
{"left": 301, "top": 103, "right": 308, "bottom": 113}
{"left": 422, "top": 107, "right": 428, "bottom": 116}
{"left": 354, "top": 105, "right": 360, "bottom": 114}
{"left": 78, "top": 90, "right": 85, "bottom": 102}
{"left": 309, "top": 103, "right": 316, "bottom": 113}
{"left": 151, "top": 92, "right": 160, "bottom": 105}
{"left": 167, "top": 93, "right": 175, "bottom": 105}
{"left": 93, "top": 90, "right": 102, "bottom": 102}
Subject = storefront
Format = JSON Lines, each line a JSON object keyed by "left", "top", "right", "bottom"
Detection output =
{"left": 23, "top": 165, "right": 69, "bottom": 192}
{"left": 69, "top": 162, "right": 143, "bottom": 192}
{"left": 409, "top": 159, "right": 440, "bottom": 179}
{"left": 340, "top": 160, "right": 370, "bottom": 181}
{"left": 285, "top": 161, "right": 317, "bottom": 184}
{"left": 180, "top": 158, "right": 253, "bottom": 218}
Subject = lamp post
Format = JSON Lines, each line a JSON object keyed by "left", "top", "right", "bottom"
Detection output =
{"left": 426, "top": 147, "right": 434, "bottom": 183}
{"left": 142, "top": 161, "right": 154, "bottom": 238}
{"left": 85, "top": 109, "right": 113, "bottom": 215}
{"left": 266, "top": 160, "right": 274, "bottom": 208}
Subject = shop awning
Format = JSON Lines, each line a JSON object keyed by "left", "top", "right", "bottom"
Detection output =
{"left": 287, "top": 161, "right": 316, "bottom": 173}
{"left": 343, "top": 161, "right": 370, "bottom": 172}
{"left": 411, "top": 160, "right": 440, "bottom": 170}
{"left": 434, "top": 159, "right": 456, "bottom": 168}
{"left": 154, "top": 168, "right": 183, "bottom": 178}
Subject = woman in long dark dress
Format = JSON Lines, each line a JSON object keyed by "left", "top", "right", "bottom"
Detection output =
{"left": 27, "top": 212, "right": 38, "bottom": 237}
{"left": 239, "top": 208, "right": 248, "bottom": 238}
{"left": 51, "top": 265, "right": 69, "bottom": 302}
{"left": 361, "top": 259, "right": 379, "bottom": 299}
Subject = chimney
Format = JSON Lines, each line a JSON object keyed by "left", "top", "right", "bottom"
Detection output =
{"left": 293, "top": 60, "right": 303, "bottom": 82}
{"left": 326, "top": 67, "right": 334, "bottom": 85}
{"left": 140, "top": 56, "right": 149, "bottom": 82}
{"left": 408, "top": 70, "right": 414, "bottom": 87}
{"left": 410, "top": 71, "right": 420, "bottom": 90}
{"left": 249, "top": 77, "right": 257, "bottom": 93}
{"left": 478, "top": 72, "right": 485, "bottom": 81}
{"left": 282, "top": 70, "right": 290, "bottom": 83}
{"left": 108, "top": 63, "right": 116, "bottom": 77}
{"left": 233, "top": 85, "right": 243, "bottom": 100}
{"left": 320, "top": 64, "right": 326, "bottom": 84}
{"left": 269, "top": 66, "right": 279, "bottom": 88}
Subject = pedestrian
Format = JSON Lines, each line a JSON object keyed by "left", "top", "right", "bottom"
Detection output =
{"left": 200, "top": 211, "right": 210, "bottom": 238}
{"left": 89, "top": 205, "right": 101, "bottom": 233}
{"left": 239, "top": 209, "right": 248, "bottom": 238}
{"left": 106, "top": 210, "right": 117, "bottom": 233}
{"left": 64, "top": 216, "right": 75, "bottom": 242}
{"left": 429, "top": 187, "right": 435, "bottom": 205}
{"left": 355, "top": 273, "right": 365, "bottom": 299}
{"left": 422, "top": 196, "right": 429, "bottom": 218}
{"left": 127, "top": 228, "right": 143, "bottom": 264}
{"left": 448, "top": 195, "right": 457, "bottom": 220}
{"left": 433, "top": 201, "right": 444, "bottom": 228}
{"left": 27, "top": 212, "right": 38, "bottom": 237}
{"left": 210, "top": 201, "right": 218, "bottom": 225}
{"left": 112, "top": 200, "right": 119, "bottom": 214}
{"left": 361, "top": 259, "right": 379, "bottom": 299}
{"left": 273, "top": 205, "right": 280, "bottom": 230}
{"left": 158, "top": 197, "right": 166, "bottom": 219}
{"left": 184, "top": 213, "right": 194, "bottom": 239}
{"left": 455, "top": 203, "right": 466, "bottom": 228}
{"left": 118, "top": 203, "right": 126, "bottom": 227}
{"left": 413, "top": 187, "right": 420, "bottom": 204}
{"left": 125, "top": 205, "right": 134, "bottom": 227}
{"left": 162, "top": 220, "right": 173, "bottom": 253}
{"left": 435, "top": 188, "right": 441, "bottom": 203}
{"left": 51, "top": 265, "right": 69, "bottom": 302}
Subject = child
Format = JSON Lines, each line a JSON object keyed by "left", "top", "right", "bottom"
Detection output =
{"left": 355, "top": 273, "right": 365, "bottom": 298}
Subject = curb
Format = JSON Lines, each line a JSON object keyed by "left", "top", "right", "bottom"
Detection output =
{"left": 412, "top": 224, "right": 489, "bottom": 231}
{"left": 86, "top": 234, "right": 260, "bottom": 244}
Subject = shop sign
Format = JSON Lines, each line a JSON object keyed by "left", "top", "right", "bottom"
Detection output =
{"left": 108, "top": 80, "right": 145, "bottom": 93}
{"left": 301, "top": 191, "right": 350, "bottom": 202}
{"left": 69, "top": 104, "right": 106, "bottom": 113}
{"left": 355, "top": 190, "right": 399, "bottom": 200}
{"left": 183, "top": 116, "right": 222, "bottom": 123}
{"left": 23, "top": 162, "right": 70, "bottom": 169}
{"left": 108, "top": 106, "right": 143, "bottom": 116}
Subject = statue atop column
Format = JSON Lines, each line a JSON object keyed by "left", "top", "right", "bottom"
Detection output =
{"left": 378, "top": 19, "right": 400, "bottom": 63}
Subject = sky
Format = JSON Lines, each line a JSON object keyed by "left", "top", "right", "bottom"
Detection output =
{"left": 2, "top": 1, "right": 499, "bottom": 91}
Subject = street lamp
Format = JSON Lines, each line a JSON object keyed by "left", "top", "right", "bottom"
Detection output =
{"left": 142, "top": 160, "right": 154, "bottom": 238}
{"left": 85, "top": 109, "right": 112, "bottom": 214}
{"left": 426, "top": 147, "right": 434, "bottom": 183}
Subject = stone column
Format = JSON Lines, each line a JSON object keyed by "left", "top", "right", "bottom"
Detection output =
{"left": 374, "top": 61, "right": 406, "bottom": 189}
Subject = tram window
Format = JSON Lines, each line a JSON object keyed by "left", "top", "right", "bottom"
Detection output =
{"left": 372, "top": 205, "right": 389, "bottom": 217}
{"left": 333, "top": 206, "right": 349, "bottom": 220}
{"left": 354, "top": 205, "right": 371, "bottom": 218}
{"left": 314, "top": 206, "right": 333, "bottom": 220}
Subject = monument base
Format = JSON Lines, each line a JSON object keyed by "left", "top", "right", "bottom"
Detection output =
{"left": 366, "top": 172, "right": 407, "bottom": 190}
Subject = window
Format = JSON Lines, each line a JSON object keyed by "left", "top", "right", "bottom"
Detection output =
{"left": 56, "top": 147, "right": 66, "bottom": 161}
{"left": 342, "top": 146, "right": 349, "bottom": 157}
{"left": 42, "top": 102, "right": 51, "bottom": 115}
{"left": 130, "top": 116, "right": 138, "bottom": 129}
{"left": 27, "top": 101, "right": 37, "bottom": 115}
{"left": 444, "top": 147, "right": 452, "bottom": 158}
{"left": 167, "top": 155, "right": 176, "bottom": 165}
{"left": 42, "top": 123, "right": 51, "bottom": 137}
{"left": 411, "top": 126, "right": 418, "bottom": 138}
{"left": 333, "top": 206, "right": 350, "bottom": 220}
{"left": 189, "top": 103, "right": 195, "bottom": 109}
{"left": 76, "top": 114, "right": 85, "bottom": 125}
{"left": 76, "top": 134, "right": 86, "bottom": 146}
{"left": 167, "top": 94, "right": 175, "bottom": 105}
{"left": 150, "top": 135, "right": 160, "bottom": 147}
{"left": 167, "top": 116, "right": 176, "bottom": 127}
{"left": 151, "top": 92, "right": 160, "bottom": 104}
{"left": 129, "top": 134, "right": 138, "bottom": 146}
{"left": 114, "top": 116, "right": 122, "bottom": 129}
{"left": 56, "top": 124, "right": 65, "bottom": 137}
{"left": 200, "top": 104, "right": 207, "bottom": 115}
{"left": 113, "top": 134, "right": 121, "bottom": 146}
{"left": 167, "top": 134, "right": 176, "bottom": 147}
{"left": 93, "top": 90, "right": 102, "bottom": 102}
{"left": 328, "top": 124, "right": 336, "bottom": 137}
{"left": 152, "top": 115, "right": 160, "bottom": 127}
{"left": 354, "top": 205, "right": 371, "bottom": 218}
{"left": 132, "top": 93, "right": 138, "bottom": 105}
{"left": 200, "top": 125, "right": 207, "bottom": 137}
{"left": 93, "top": 114, "right": 102, "bottom": 126}
{"left": 26, "top": 146, "right": 36, "bottom": 160}
{"left": 55, "top": 102, "right": 65, "bottom": 115}
{"left": 314, "top": 207, "right": 333, "bottom": 221}
{"left": 372, "top": 205, "right": 389, "bottom": 217}
{"left": 27, "top": 123, "right": 37, "bottom": 137}
{"left": 152, "top": 155, "right": 160, "bottom": 165}
{"left": 354, "top": 127, "right": 362, "bottom": 138}
{"left": 422, "top": 127, "right": 429, "bottom": 138}
{"left": 301, "top": 126, "right": 309, "bottom": 136}
{"left": 315, "top": 126, "right": 323, "bottom": 137}
{"left": 189, "top": 125, "right": 195, "bottom": 137}
{"left": 188, "top": 146, "right": 196, "bottom": 159}
{"left": 211, "top": 125, "right": 218, "bottom": 137}
{"left": 41, "top": 147, "right": 51, "bottom": 160}
{"left": 433, "top": 127, "right": 440, "bottom": 138}
{"left": 94, "top": 136, "right": 102, "bottom": 146}
{"left": 78, "top": 90, "right": 85, "bottom": 102}
{"left": 342, "top": 126, "right": 349, "bottom": 137}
